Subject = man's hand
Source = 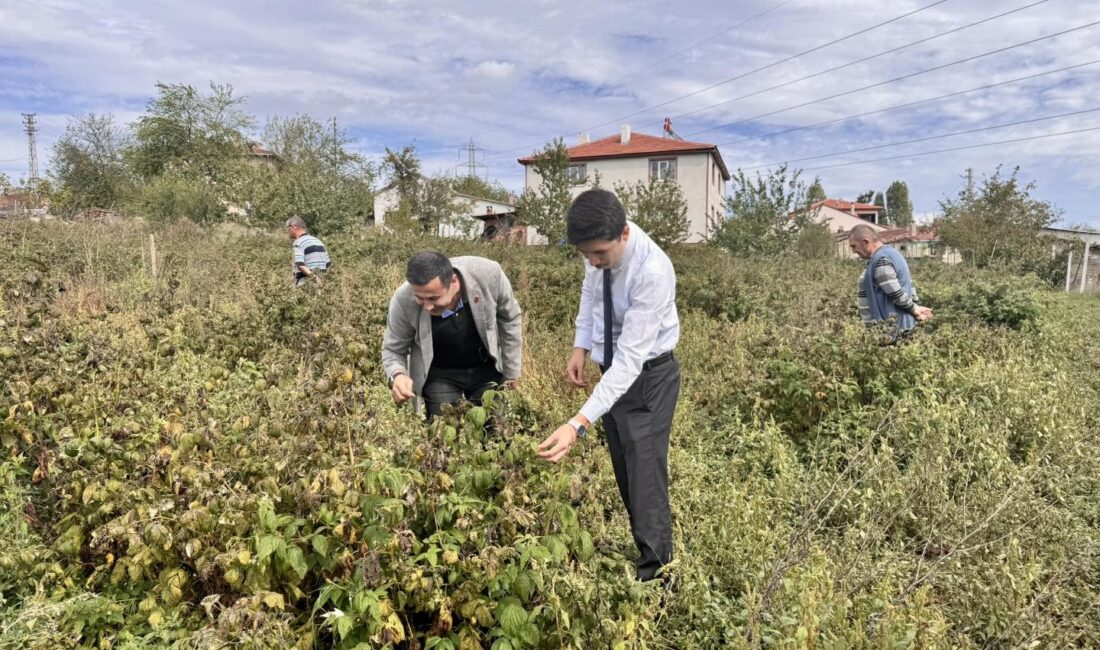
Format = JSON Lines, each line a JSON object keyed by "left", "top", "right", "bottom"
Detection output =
{"left": 537, "top": 423, "right": 577, "bottom": 463}
{"left": 566, "top": 348, "right": 588, "bottom": 387}
{"left": 914, "top": 306, "right": 934, "bottom": 322}
{"left": 297, "top": 264, "right": 313, "bottom": 277}
{"left": 503, "top": 378, "right": 519, "bottom": 390}
{"left": 391, "top": 374, "right": 415, "bottom": 404}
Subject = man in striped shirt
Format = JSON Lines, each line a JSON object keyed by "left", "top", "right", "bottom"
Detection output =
{"left": 849, "top": 224, "right": 933, "bottom": 341}
{"left": 285, "top": 216, "right": 331, "bottom": 286}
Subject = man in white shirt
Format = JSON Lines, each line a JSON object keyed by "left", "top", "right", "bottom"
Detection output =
{"left": 537, "top": 188, "right": 681, "bottom": 582}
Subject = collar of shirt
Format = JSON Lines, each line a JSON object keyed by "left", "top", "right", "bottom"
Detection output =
{"left": 610, "top": 225, "right": 640, "bottom": 272}
{"left": 440, "top": 297, "right": 465, "bottom": 319}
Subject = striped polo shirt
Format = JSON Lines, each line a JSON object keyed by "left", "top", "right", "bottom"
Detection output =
{"left": 292, "top": 234, "right": 331, "bottom": 285}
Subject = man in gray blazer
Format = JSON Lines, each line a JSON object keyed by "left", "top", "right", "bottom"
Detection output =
{"left": 382, "top": 251, "right": 523, "bottom": 417}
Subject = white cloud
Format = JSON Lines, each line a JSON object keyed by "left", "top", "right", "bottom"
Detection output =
{"left": 469, "top": 60, "right": 516, "bottom": 80}
{"left": 0, "top": 0, "right": 1098, "bottom": 225}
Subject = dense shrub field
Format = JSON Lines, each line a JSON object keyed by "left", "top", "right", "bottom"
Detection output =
{"left": 1, "top": 219, "right": 1097, "bottom": 649}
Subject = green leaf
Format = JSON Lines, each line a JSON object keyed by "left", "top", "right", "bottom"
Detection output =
{"left": 495, "top": 597, "right": 527, "bottom": 638}
{"left": 256, "top": 534, "right": 283, "bottom": 562}
{"left": 335, "top": 614, "right": 353, "bottom": 640}
{"left": 311, "top": 534, "right": 330, "bottom": 558}
{"left": 284, "top": 545, "right": 308, "bottom": 580}
{"left": 258, "top": 499, "right": 278, "bottom": 532}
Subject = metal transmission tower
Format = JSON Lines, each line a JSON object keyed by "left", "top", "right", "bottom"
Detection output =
{"left": 456, "top": 139, "right": 488, "bottom": 180}
{"left": 22, "top": 113, "right": 40, "bottom": 204}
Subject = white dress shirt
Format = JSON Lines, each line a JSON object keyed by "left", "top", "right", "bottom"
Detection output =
{"left": 573, "top": 222, "right": 680, "bottom": 423}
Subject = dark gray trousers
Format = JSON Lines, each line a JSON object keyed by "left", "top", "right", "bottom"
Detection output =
{"left": 422, "top": 363, "right": 502, "bottom": 419}
{"left": 602, "top": 355, "right": 680, "bottom": 581}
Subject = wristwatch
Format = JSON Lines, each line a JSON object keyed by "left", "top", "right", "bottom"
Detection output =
{"left": 567, "top": 418, "right": 587, "bottom": 439}
{"left": 388, "top": 371, "right": 406, "bottom": 389}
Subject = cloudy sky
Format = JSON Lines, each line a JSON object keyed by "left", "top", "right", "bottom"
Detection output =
{"left": 2, "top": 0, "right": 1099, "bottom": 226}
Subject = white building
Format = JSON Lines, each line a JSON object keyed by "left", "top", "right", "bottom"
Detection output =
{"left": 373, "top": 184, "right": 531, "bottom": 241}
{"left": 811, "top": 199, "right": 888, "bottom": 233}
{"left": 518, "top": 126, "right": 730, "bottom": 243}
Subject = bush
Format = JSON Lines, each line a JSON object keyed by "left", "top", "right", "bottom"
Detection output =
{"left": 1, "top": 219, "right": 1098, "bottom": 648}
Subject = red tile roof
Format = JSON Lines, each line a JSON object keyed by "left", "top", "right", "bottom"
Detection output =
{"left": 519, "top": 132, "right": 730, "bottom": 180}
{"left": 836, "top": 227, "right": 939, "bottom": 243}
{"left": 249, "top": 144, "right": 277, "bottom": 157}
{"left": 814, "top": 199, "right": 884, "bottom": 212}
{"left": 879, "top": 228, "right": 939, "bottom": 243}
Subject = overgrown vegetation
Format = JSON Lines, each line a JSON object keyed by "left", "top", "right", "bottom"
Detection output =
{"left": 1, "top": 218, "right": 1097, "bottom": 648}
{"left": 43, "top": 82, "right": 378, "bottom": 235}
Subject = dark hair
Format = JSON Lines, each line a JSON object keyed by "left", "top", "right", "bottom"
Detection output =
{"left": 406, "top": 251, "right": 454, "bottom": 286}
{"left": 566, "top": 189, "right": 627, "bottom": 245}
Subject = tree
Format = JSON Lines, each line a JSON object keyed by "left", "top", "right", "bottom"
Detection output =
{"left": 230, "top": 114, "right": 376, "bottom": 233}
{"left": 452, "top": 175, "right": 513, "bottom": 204}
{"left": 806, "top": 177, "right": 827, "bottom": 203}
{"left": 128, "top": 82, "right": 254, "bottom": 185}
{"left": 936, "top": 166, "right": 1058, "bottom": 272}
{"left": 0, "top": 172, "right": 13, "bottom": 195}
{"left": 613, "top": 177, "right": 690, "bottom": 249}
{"left": 856, "top": 190, "right": 875, "bottom": 204}
{"left": 48, "top": 113, "right": 135, "bottom": 217}
{"left": 873, "top": 192, "right": 885, "bottom": 209}
{"left": 709, "top": 165, "right": 817, "bottom": 257}
{"left": 382, "top": 146, "right": 421, "bottom": 203}
{"left": 885, "top": 180, "right": 913, "bottom": 226}
{"left": 515, "top": 139, "right": 573, "bottom": 246}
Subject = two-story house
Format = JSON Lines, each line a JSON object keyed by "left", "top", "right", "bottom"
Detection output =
{"left": 518, "top": 125, "right": 730, "bottom": 243}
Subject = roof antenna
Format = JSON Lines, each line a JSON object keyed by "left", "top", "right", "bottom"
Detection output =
{"left": 663, "top": 117, "right": 684, "bottom": 141}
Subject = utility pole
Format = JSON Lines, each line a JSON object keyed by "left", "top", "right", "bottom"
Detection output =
{"left": 22, "top": 113, "right": 39, "bottom": 206}
{"left": 965, "top": 167, "right": 974, "bottom": 201}
{"left": 456, "top": 139, "right": 487, "bottom": 180}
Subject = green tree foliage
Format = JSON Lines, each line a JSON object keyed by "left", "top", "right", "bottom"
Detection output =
{"left": 710, "top": 165, "right": 816, "bottom": 256}
{"left": 885, "top": 180, "right": 913, "bottom": 227}
{"left": 127, "top": 82, "right": 254, "bottom": 185}
{"left": 452, "top": 175, "right": 513, "bottom": 204}
{"left": 515, "top": 139, "right": 573, "bottom": 246}
{"left": 936, "top": 166, "right": 1058, "bottom": 273}
{"left": 873, "top": 191, "right": 885, "bottom": 209}
{"left": 226, "top": 115, "right": 376, "bottom": 234}
{"left": 381, "top": 145, "right": 421, "bottom": 204}
{"left": 855, "top": 190, "right": 875, "bottom": 204}
{"left": 48, "top": 113, "right": 135, "bottom": 217}
{"left": 378, "top": 146, "right": 463, "bottom": 235}
{"left": 133, "top": 173, "right": 226, "bottom": 225}
{"left": 794, "top": 222, "right": 836, "bottom": 258}
{"left": 612, "top": 177, "right": 690, "bottom": 249}
{"left": 806, "top": 176, "right": 827, "bottom": 204}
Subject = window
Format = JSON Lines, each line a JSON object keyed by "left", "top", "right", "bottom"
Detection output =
{"left": 566, "top": 163, "right": 587, "bottom": 184}
{"left": 650, "top": 158, "right": 677, "bottom": 181}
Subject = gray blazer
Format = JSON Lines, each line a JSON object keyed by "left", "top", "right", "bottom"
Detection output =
{"left": 382, "top": 256, "right": 523, "bottom": 396}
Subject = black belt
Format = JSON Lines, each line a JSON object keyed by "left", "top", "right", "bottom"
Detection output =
{"left": 643, "top": 350, "right": 675, "bottom": 370}
{"left": 601, "top": 351, "right": 674, "bottom": 374}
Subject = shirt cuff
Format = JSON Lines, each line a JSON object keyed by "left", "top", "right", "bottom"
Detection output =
{"left": 578, "top": 399, "right": 605, "bottom": 425}
{"left": 573, "top": 329, "right": 593, "bottom": 350}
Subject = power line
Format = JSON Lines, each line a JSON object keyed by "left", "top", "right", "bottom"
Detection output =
{"left": 791, "top": 125, "right": 1100, "bottom": 172}
{"left": 616, "top": 0, "right": 798, "bottom": 84}
{"left": 712, "top": 58, "right": 1100, "bottom": 148}
{"left": 683, "top": 19, "right": 1100, "bottom": 139}
{"left": 487, "top": 0, "right": 950, "bottom": 158}
{"left": 671, "top": 0, "right": 1051, "bottom": 122}
{"left": 741, "top": 106, "right": 1100, "bottom": 170}
{"left": 577, "top": 0, "right": 950, "bottom": 133}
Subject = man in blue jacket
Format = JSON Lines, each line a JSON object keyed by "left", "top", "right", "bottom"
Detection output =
{"left": 848, "top": 224, "right": 933, "bottom": 341}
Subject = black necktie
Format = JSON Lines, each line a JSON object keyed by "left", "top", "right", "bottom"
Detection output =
{"left": 603, "top": 268, "right": 614, "bottom": 368}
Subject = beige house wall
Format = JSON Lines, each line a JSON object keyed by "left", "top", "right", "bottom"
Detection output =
{"left": 524, "top": 151, "right": 727, "bottom": 243}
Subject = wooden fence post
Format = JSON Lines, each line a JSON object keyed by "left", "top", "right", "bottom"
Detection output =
{"left": 149, "top": 234, "right": 158, "bottom": 278}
